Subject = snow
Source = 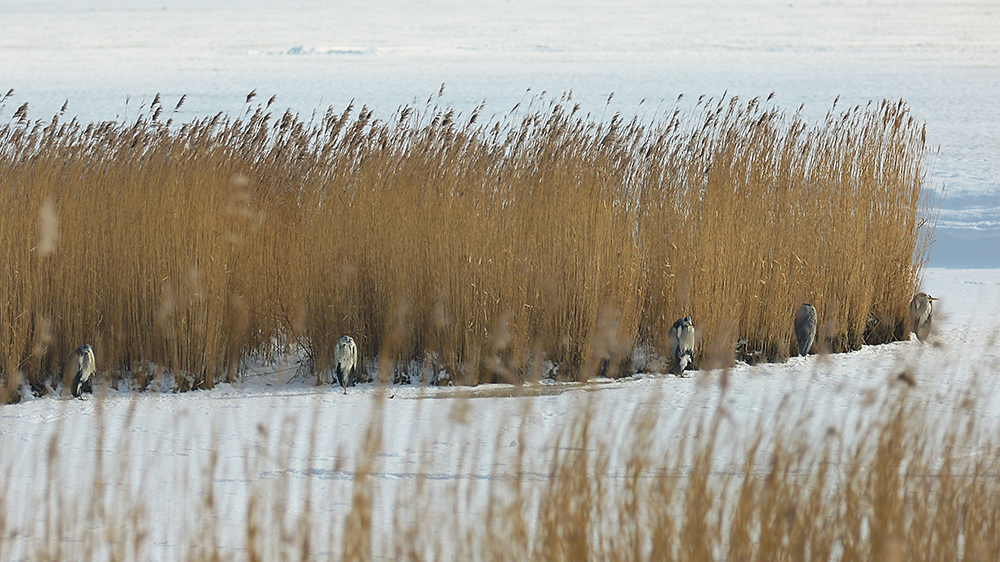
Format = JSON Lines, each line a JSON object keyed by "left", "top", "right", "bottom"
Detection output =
{"left": 1, "top": 3, "right": 999, "bottom": 555}
{"left": 1, "top": 267, "right": 998, "bottom": 558}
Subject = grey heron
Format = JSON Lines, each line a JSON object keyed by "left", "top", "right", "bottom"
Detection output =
{"left": 64, "top": 344, "right": 95, "bottom": 398}
{"left": 909, "top": 292, "right": 939, "bottom": 342}
{"left": 668, "top": 316, "right": 695, "bottom": 375}
{"left": 794, "top": 303, "right": 817, "bottom": 356}
{"left": 333, "top": 335, "right": 358, "bottom": 393}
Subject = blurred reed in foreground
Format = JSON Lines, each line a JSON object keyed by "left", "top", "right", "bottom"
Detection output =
{"left": 0, "top": 375, "right": 995, "bottom": 561}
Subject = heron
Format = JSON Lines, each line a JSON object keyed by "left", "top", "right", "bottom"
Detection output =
{"left": 64, "top": 344, "right": 95, "bottom": 398}
{"left": 794, "top": 303, "right": 817, "bottom": 356}
{"left": 333, "top": 335, "right": 358, "bottom": 393}
{"left": 910, "top": 292, "right": 939, "bottom": 342}
{"left": 668, "top": 316, "right": 695, "bottom": 375}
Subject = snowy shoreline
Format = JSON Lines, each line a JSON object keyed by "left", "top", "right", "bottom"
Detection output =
{"left": 1, "top": 266, "right": 998, "bottom": 558}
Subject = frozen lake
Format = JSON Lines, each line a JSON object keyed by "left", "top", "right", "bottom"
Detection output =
{"left": 2, "top": 0, "right": 998, "bottom": 265}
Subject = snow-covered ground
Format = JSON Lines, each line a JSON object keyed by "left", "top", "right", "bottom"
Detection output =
{"left": 1, "top": 0, "right": 998, "bottom": 266}
{"left": 1, "top": 267, "right": 998, "bottom": 559}
{"left": 1, "top": 2, "right": 999, "bottom": 557}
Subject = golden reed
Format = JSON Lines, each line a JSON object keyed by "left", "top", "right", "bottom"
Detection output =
{"left": 0, "top": 93, "right": 931, "bottom": 397}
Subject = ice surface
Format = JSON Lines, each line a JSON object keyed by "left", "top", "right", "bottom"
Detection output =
{"left": 0, "top": 0, "right": 997, "bottom": 264}
{"left": 2, "top": 5, "right": 998, "bottom": 555}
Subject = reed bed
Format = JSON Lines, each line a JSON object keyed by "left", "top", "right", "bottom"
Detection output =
{"left": 0, "top": 91, "right": 931, "bottom": 397}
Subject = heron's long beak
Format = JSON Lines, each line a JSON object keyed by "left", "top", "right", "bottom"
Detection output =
{"left": 928, "top": 297, "right": 940, "bottom": 301}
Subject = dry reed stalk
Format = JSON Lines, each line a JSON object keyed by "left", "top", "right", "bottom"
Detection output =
{"left": 1, "top": 374, "right": 999, "bottom": 560}
{"left": 0, "top": 93, "right": 930, "bottom": 396}
{"left": 342, "top": 392, "right": 385, "bottom": 562}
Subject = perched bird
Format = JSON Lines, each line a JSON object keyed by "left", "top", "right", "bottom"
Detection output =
{"left": 668, "top": 316, "right": 695, "bottom": 375}
{"left": 794, "top": 303, "right": 817, "bottom": 356}
{"left": 909, "top": 292, "right": 939, "bottom": 342}
{"left": 333, "top": 335, "right": 358, "bottom": 393}
{"left": 64, "top": 344, "right": 96, "bottom": 398}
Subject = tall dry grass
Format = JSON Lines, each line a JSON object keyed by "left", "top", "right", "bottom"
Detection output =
{"left": 1, "top": 378, "right": 998, "bottom": 561}
{"left": 0, "top": 91, "right": 931, "bottom": 397}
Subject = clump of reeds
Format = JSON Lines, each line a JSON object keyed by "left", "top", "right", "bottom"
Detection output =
{"left": 0, "top": 91, "right": 931, "bottom": 396}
